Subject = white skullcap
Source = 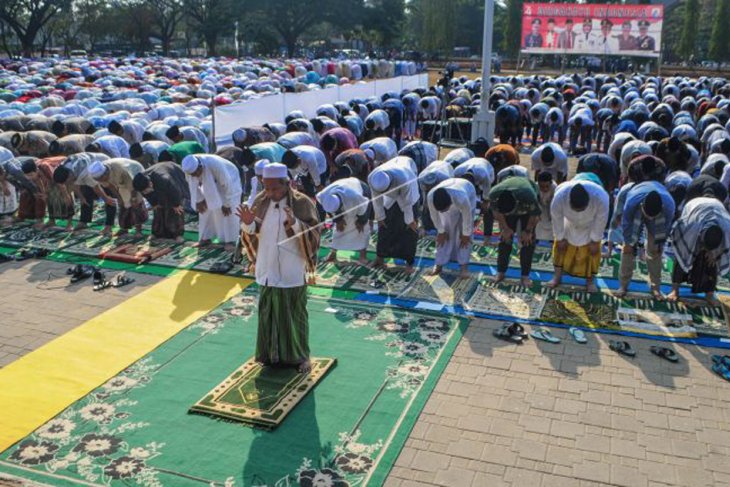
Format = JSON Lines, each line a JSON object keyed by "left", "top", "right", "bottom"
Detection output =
{"left": 88, "top": 160, "right": 107, "bottom": 179}
{"left": 370, "top": 170, "right": 391, "bottom": 193}
{"left": 319, "top": 192, "right": 341, "bottom": 214}
{"left": 263, "top": 162, "right": 288, "bottom": 179}
{"left": 232, "top": 128, "right": 247, "bottom": 144}
{"left": 363, "top": 148, "right": 375, "bottom": 161}
{"left": 181, "top": 154, "right": 201, "bottom": 174}
{"left": 254, "top": 158, "right": 270, "bottom": 176}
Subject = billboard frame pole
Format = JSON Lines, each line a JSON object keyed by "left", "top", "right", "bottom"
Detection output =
{"left": 472, "top": 0, "right": 496, "bottom": 143}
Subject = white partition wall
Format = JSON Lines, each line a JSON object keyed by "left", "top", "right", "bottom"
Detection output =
{"left": 214, "top": 74, "right": 430, "bottom": 147}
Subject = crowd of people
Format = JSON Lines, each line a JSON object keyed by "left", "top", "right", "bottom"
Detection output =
{"left": 3, "top": 60, "right": 730, "bottom": 359}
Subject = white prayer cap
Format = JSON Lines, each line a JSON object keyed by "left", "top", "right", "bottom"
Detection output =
{"left": 88, "top": 160, "right": 107, "bottom": 179}
{"left": 369, "top": 170, "right": 391, "bottom": 193}
{"left": 319, "top": 192, "right": 341, "bottom": 214}
{"left": 232, "top": 128, "right": 247, "bottom": 144}
{"left": 263, "top": 162, "right": 288, "bottom": 179}
{"left": 254, "top": 158, "right": 270, "bottom": 176}
{"left": 181, "top": 154, "right": 201, "bottom": 174}
{"left": 363, "top": 148, "right": 375, "bottom": 161}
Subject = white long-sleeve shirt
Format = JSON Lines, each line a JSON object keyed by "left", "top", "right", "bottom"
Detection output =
{"left": 530, "top": 142, "right": 568, "bottom": 179}
{"left": 95, "top": 135, "right": 130, "bottom": 158}
{"left": 427, "top": 178, "right": 476, "bottom": 236}
{"left": 550, "top": 180, "right": 609, "bottom": 246}
{"left": 180, "top": 126, "right": 209, "bottom": 151}
{"left": 316, "top": 177, "right": 369, "bottom": 218}
{"left": 453, "top": 158, "right": 495, "bottom": 199}
{"left": 418, "top": 160, "right": 454, "bottom": 191}
{"left": 289, "top": 146, "right": 327, "bottom": 186}
{"left": 361, "top": 137, "right": 398, "bottom": 166}
{"left": 186, "top": 155, "right": 242, "bottom": 209}
{"left": 369, "top": 156, "right": 419, "bottom": 225}
{"left": 242, "top": 199, "right": 306, "bottom": 288}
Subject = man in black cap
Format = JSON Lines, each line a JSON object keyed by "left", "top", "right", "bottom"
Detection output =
{"left": 132, "top": 161, "right": 191, "bottom": 241}
{"left": 669, "top": 197, "right": 730, "bottom": 304}
{"left": 636, "top": 20, "right": 656, "bottom": 51}
{"left": 616, "top": 182, "right": 675, "bottom": 299}
{"left": 487, "top": 175, "right": 541, "bottom": 286}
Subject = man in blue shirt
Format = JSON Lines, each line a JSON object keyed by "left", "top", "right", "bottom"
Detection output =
{"left": 616, "top": 181, "right": 675, "bottom": 299}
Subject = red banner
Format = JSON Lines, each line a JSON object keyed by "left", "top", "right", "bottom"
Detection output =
{"left": 521, "top": 3, "right": 663, "bottom": 58}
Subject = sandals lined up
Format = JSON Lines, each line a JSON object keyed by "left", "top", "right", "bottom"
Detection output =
{"left": 494, "top": 324, "right": 690, "bottom": 367}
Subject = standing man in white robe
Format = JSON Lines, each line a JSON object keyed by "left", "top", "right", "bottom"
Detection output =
{"left": 427, "top": 178, "right": 477, "bottom": 277}
{"left": 316, "top": 177, "right": 372, "bottom": 265}
{"left": 182, "top": 154, "right": 242, "bottom": 250}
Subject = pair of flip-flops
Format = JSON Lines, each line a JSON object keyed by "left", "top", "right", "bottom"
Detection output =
{"left": 609, "top": 340, "right": 636, "bottom": 357}
{"left": 712, "top": 355, "right": 730, "bottom": 381}
{"left": 209, "top": 261, "right": 233, "bottom": 274}
{"left": 493, "top": 322, "right": 529, "bottom": 343}
{"left": 67, "top": 264, "right": 96, "bottom": 283}
{"left": 93, "top": 270, "right": 134, "bottom": 291}
{"left": 608, "top": 341, "right": 680, "bottom": 363}
{"left": 650, "top": 346, "right": 679, "bottom": 363}
{"left": 531, "top": 327, "right": 561, "bottom": 343}
{"left": 569, "top": 327, "right": 588, "bottom": 344}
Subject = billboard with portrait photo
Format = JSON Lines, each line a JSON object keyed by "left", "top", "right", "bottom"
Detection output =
{"left": 521, "top": 3, "right": 663, "bottom": 58}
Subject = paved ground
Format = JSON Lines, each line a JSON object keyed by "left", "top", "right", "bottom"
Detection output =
{"left": 1, "top": 258, "right": 729, "bottom": 486}
{"left": 386, "top": 318, "right": 730, "bottom": 487}
{"left": 0, "top": 259, "right": 161, "bottom": 368}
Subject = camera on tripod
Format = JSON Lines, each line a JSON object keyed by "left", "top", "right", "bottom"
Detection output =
{"left": 437, "top": 68, "right": 454, "bottom": 88}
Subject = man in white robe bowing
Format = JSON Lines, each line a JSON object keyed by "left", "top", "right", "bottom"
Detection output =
{"left": 182, "top": 154, "right": 242, "bottom": 250}
{"left": 238, "top": 163, "right": 320, "bottom": 373}
{"left": 369, "top": 156, "right": 420, "bottom": 272}
{"left": 427, "top": 178, "right": 477, "bottom": 277}
{"left": 316, "top": 177, "right": 372, "bottom": 265}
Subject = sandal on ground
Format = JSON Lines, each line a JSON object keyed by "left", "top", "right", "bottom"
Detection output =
{"left": 111, "top": 272, "right": 134, "bottom": 288}
{"left": 493, "top": 323, "right": 526, "bottom": 344}
{"left": 93, "top": 270, "right": 112, "bottom": 291}
{"left": 711, "top": 355, "right": 730, "bottom": 367}
{"left": 609, "top": 340, "right": 636, "bottom": 357}
{"left": 650, "top": 346, "right": 679, "bottom": 363}
{"left": 569, "top": 327, "right": 588, "bottom": 344}
{"left": 531, "top": 327, "right": 561, "bottom": 343}
{"left": 712, "top": 363, "right": 730, "bottom": 382}
{"left": 68, "top": 264, "right": 94, "bottom": 283}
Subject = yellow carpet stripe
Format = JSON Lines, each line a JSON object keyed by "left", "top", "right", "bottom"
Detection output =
{"left": 0, "top": 271, "right": 250, "bottom": 453}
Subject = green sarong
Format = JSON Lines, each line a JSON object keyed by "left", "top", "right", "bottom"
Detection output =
{"left": 257, "top": 285, "right": 309, "bottom": 366}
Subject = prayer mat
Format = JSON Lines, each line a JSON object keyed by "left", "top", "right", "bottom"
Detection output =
{"left": 190, "top": 357, "right": 337, "bottom": 429}
{"left": 151, "top": 242, "right": 210, "bottom": 269}
{"left": 465, "top": 279, "right": 549, "bottom": 319}
{"left": 315, "top": 260, "right": 415, "bottom": 294}
{"left": 538, "top": 286, "right": 730, "bottom": 338}
{"left": 99, "top": 240, "right": 175, "bottom": 264}
{"left": 62, "top": 231, "right": 141, "bottom": 258}
{"left": 191, "top": 245, "right": 248, "bottom": 276}
{"left": 0, "top": 292, "right": 467, "bottom": 487}
{"left": 0, "top": 225, "right": 84, "bottom": 251}
{"left": 402, "top": 271, "right": 479, "bottom": 306}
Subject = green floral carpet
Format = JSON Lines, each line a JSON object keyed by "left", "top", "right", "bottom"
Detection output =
{"left": 0, "top": 291, "right": 468, "bottom": 487}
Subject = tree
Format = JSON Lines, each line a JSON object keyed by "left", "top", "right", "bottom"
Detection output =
{"left": 502, "top": 0, "right": 522, "bottom": 58}
{"left": 247, "top": 0, "right": 360, "bottom": 57}
{"left": 147, "top": 0, "right": 184, "bottom": 54}
{"left": 709, "top": 0, "right": 730, "bottom": 61}
{"left": 0, "top": 0, "right": 71, "bottom": 56}
{"left": 363, "top": 0, "right": 405, "bottom": 49}
{"left": 183, "top": 0, "right": 234, "bottom": 56}
{"left": 678, "top": 0, "right": 699, "bottom": 59}
{"left": 420, "top": 0, "right": 456, "bottom": 52}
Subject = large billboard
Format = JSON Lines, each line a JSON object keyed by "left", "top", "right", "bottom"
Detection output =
{"left": 521, "top": 3, "right": 663, "bottom": 58}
